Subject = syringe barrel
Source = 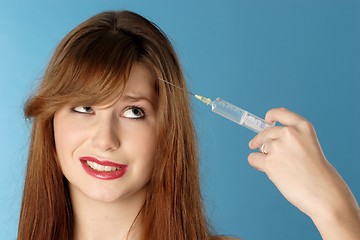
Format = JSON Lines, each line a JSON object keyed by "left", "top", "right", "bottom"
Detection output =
{"left": 211, "top": 98, "right": 274, "bottom": 133}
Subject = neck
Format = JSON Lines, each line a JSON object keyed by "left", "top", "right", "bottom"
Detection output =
{"left": 70, "top": 186, "right": 146, "bottom": 240}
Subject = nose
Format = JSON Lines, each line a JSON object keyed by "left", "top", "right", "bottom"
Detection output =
{"left": 91, "top": 115, "right": 120, "bottom": 152}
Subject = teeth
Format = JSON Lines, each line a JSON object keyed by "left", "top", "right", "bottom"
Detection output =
{"left": 86, "top": 161, "right": 119, "bottom": 172}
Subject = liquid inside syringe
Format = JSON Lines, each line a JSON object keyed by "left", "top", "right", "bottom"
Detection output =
{"left": 195, "top": 95, "right": 274, "bottom": 133}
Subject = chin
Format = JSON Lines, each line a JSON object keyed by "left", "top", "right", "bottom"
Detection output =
{"left": 85, "top": 188, "right": 126, "bottom": 203}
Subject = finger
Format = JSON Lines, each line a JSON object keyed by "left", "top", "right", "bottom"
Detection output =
{"left": 265, "top": 107, "right": 306, "bottom": 126}
{"left": 248, "top": 152, "right": 267, "bottom": 172}
{"left": 249, "top": 126, "right": 283, "bottom": 149}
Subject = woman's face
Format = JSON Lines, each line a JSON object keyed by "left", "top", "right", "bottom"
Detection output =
{"left": 53, "top": 63, "right": 158, "bottom": 203}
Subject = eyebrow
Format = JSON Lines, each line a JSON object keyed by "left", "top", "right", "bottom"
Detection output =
{"left": 121, "top": 94, "right": 155, "bottom": 107}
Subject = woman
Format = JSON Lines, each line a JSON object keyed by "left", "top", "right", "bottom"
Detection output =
{"left": 18, "top": 10, "right": 360, "bottom": 239}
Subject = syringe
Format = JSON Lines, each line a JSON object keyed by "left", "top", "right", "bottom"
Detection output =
{"left": 158, "top": 78, "right": 273, "bottom": 133}
{"left": 195, "top": 95, "right": 274, "bottom": 133}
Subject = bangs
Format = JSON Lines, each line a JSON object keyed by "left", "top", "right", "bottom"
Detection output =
{"left": 57, "top": 29, "right": 141, "bottom": 106}
{"left": 25, "top": 26, "right": 156, "bottom": 119}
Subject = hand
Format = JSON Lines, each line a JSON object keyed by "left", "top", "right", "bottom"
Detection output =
{"left": 248, "top": 108, "right": 360, "bottom": 239}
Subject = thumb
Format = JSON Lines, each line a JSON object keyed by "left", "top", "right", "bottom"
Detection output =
{"left": 248, "top": 152, "right": 267, "bottom": 172}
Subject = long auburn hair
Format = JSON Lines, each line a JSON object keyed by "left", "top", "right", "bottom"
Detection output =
{"left": 18, "top": 10, "right": 222, "bottom": 240}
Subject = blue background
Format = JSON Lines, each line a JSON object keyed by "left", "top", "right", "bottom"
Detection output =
{"left": 1, "top": 1, "right": 359, "bottom": 239}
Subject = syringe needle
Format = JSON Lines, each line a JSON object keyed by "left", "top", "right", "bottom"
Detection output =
{"left": 159, "top": 78, "right": 196, "bottom": 96}
{"left": 158, "top": 78, "right": 213, "bottom": 106}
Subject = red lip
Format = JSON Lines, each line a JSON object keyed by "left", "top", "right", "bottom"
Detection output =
{"left": 80, "top": 156, "right": 127, "bottom": 180}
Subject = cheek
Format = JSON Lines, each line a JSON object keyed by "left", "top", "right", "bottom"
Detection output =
{"left": 134, "top": 124, "right": 157, "bottom": 151}
{"left": 53, "top": 113, "right": 86, "bottom": 165}
{"left": 125, "top": 124, "right": 157, "bottom": 165}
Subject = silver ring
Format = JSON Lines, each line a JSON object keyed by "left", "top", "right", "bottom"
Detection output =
{"left": 260, "top": 143, "right": 268, "bottom": 155}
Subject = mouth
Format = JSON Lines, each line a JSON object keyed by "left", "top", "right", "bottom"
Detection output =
{"left": 85, "top": 161, "right": 120, "bottom": 172}
{"left": 79, "top": 156, "right": 127, "bottom": 180}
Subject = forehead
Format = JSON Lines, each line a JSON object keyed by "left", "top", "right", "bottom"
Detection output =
{"left": 55, "top": 61, "right": 158, "bottom": 111}
{"left": 123, "top": 63, "right": 155, "bottom": 96}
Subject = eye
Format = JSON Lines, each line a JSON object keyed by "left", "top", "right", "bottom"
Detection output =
{"left": 72, "top": 106, "right": 94, "bottom": 114}
{"left": 122, "top": 106, "right": 145, "bottom": 119}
